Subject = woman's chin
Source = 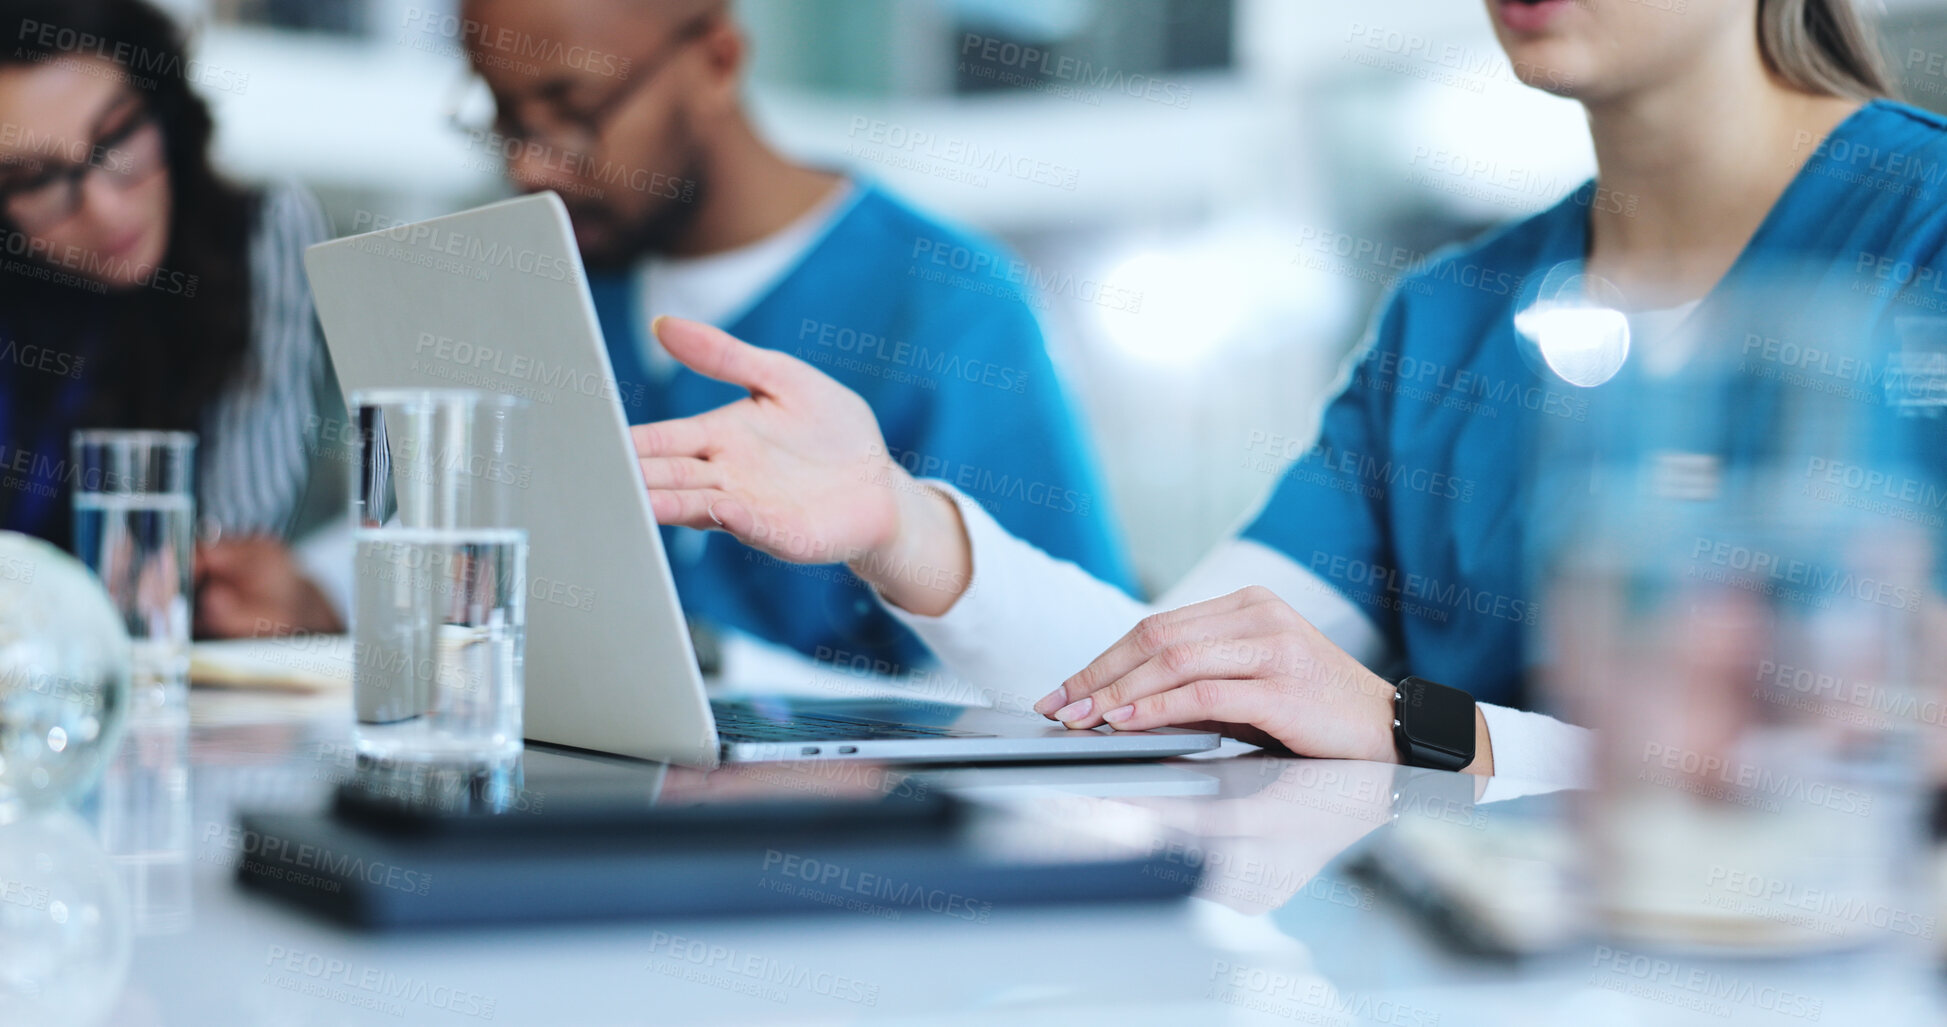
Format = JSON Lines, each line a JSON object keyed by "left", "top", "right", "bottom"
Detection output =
{"left": 1498, "top": 37, "right": 1599, "bottom": 99}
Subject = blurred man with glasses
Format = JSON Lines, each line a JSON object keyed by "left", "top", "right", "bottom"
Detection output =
{"left": 455, "top": 0, "right": 1135, "bottom": 672}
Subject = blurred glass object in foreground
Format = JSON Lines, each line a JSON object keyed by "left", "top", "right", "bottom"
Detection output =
{"left": 0, "top": 533, "right": 131, "bottom": 822}
{"left": 0, "top": 808, "right": 130, "bottom": 1027}
{"left": 1529, "top": 264, "right": 1944, "bottom": 956}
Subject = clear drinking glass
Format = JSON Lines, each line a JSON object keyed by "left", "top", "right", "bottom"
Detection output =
{"left": 348, "top": 390, "right": 528, "bottom": 764}
{"left": 70, "top": 430, "right": 195, "bottom": 714}
{"left": 1529, "top": 272, "right": 1939, "bottom": 964}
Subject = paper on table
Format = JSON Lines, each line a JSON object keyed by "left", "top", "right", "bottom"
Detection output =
{"left": 189, "top": 635, "right": 352, "bottom": 693}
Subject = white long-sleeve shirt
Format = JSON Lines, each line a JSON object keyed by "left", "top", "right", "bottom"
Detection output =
{"left": 880, "top": 483, "right": 1591, "bottom": 790}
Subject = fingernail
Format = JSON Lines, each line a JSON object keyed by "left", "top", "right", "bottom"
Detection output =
{"left": 651, "top": 315, "right": 668, "bottom": 335}
{"left": 1103, "top": 705, "right": 1134, "bottom": 725}
{"left": 1033, "top": 687, "right": 1066, "bottom": 716}
{"left": 1054, "top": 697, "right": 1092, "bottom": 722}
{"left": 706, "top": 502, "right": 723, "bottom": 527}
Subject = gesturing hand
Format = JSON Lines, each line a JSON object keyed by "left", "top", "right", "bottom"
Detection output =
{"left": 631, "top": 317, "right": 900, "bottom": 561}
{"left": 631, "top": 317, "right": 974, "bottom": 616}
{"left": 1032, "top": 586, "right": 1489, "bottom": 771}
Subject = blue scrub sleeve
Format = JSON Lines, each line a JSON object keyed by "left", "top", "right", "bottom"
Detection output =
{"left": 1239, "top": 299, "right": 1404, "bottom": 646}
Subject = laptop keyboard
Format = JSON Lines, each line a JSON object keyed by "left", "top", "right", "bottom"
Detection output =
{"left": 711, "top": 701, "right": 969, "bottom": 743}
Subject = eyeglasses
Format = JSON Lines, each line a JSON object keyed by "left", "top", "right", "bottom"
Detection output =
{"left": 0, "top": 109, "right": 166, "bottom": 234}
{"left": 445, "top": 8, "right": 719, "bottom": 159}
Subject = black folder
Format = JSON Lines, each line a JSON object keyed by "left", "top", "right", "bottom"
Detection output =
{"left": 234, "top": 761, "right": 1199, "bottom": 929}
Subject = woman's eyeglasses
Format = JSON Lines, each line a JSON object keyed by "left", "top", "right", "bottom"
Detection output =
{"left": 0, "top": 107, "right": 166, "bottom": 234}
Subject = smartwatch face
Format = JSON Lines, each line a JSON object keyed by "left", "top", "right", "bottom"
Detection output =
{"left": 1407, "top": 680, "right": 1475, "bottom": 755}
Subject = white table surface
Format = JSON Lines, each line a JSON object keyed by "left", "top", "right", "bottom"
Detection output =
{"left": 8, "top": 681, "right": 1942, "bottom": 1027}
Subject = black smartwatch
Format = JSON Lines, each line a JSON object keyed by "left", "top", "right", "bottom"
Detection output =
{"left": 1392, "top": 676, "right": 1477, "bottom": 771}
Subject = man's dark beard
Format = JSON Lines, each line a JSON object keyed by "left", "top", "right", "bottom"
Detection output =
{"left": 574, "top": 152, "right": 711, "bottom": 272}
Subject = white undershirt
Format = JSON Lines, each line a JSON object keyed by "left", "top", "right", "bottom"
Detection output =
{"left": 627, "top": 180, "right": 859, "bottom": 382}
{"left": 1628, "top": 298, "right": 1704, "bottom": 378}
{"left": 878, "top": 484, "right": 1592, "bottom": 792}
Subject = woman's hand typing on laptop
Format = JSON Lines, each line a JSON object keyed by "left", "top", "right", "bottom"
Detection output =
{"left": 631, "top": 317, "right": 976, "bottom": 617}
{"left": 1036, "top": 586, "right": 1491, "bottom": 774}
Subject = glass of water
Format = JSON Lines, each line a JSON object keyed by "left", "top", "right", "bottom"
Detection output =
{"left": 70, "top": 430, "right": 195, "bottom": 714}
{"left": 348, "top": 390, "right": 528, "bottom": 764}
{"left": 1530, "top": 277, "right": 1937, "bottom": 962}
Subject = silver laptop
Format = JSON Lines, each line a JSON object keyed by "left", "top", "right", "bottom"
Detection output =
{"left": 303, "top": 192, "right": 1219, "bottom": 768}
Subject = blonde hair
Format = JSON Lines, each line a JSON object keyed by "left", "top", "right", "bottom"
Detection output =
{"left": 1759, "top": 0, "right": 1894, "bottom": 101}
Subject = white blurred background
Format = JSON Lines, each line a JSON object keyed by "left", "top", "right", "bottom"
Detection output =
{"left": 160, "top": 0, "right": 1947, "bottom": 595}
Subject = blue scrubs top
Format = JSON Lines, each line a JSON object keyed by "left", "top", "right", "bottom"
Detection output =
{"left": 591, "top": 182, "right": 1136, "bottom": 672}
{"left": 1244, "top": 100, "right": 1947, "bottom": 708}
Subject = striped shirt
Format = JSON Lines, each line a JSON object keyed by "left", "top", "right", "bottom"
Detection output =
{"left": 198, "top": 182, "right": 331, "bottom": 539}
